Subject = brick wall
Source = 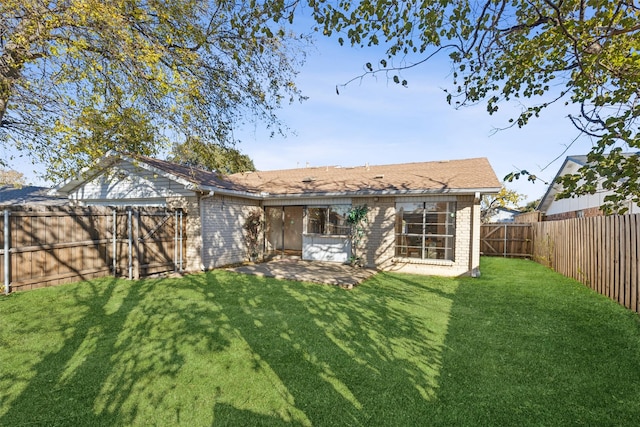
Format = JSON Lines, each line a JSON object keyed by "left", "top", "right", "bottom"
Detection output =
{"left": 201, "top": 195, "right": 261, "bottom": 269}
{"left": 167, "top": 195, "right": 201, "bottom": 272}
{"left": 182, "top": 194, "right": 483, "bottom": 276}
{"left": 353, "top": 197, "right": 396, "bottom": 269}
{"left": 455, "top": 196, "right": 473, "bottom": 272}
{"left": 544, "top": 207, "right": 603, "bottom": 221}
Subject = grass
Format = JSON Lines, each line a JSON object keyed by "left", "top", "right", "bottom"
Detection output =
{"left": 0, "top": 257, "right": 639, "bottom": 426}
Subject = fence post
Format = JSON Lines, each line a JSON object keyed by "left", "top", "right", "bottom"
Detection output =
{"left": 128, "top": 208, "right": 133, "bottom": 280}
{"left": 503, "top": 224, "right": 507, "bottom": 257}
{"left": 179, "top": 209, "right": 184, "bottom": 272}
{"left": 3, "top": 209, "right": 10, "bottom": 295}
{"left": 134, "top": 209, "right": 140, "bottom": 280}
{"left": 174, "top": 210, "right": 178, "bottom": 273}
{"left": 112, "top": 209, "right": 117, "bottom": 277}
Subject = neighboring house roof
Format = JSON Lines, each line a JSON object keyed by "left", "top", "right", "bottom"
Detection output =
{"left": 489, "top": 207, "right": 521, "bottom": 223}
{"left": 0, "top": 185, "right": 69, "bottom": 207}
{"left": 54, "top": 153, "right": 502, "bottom": 199}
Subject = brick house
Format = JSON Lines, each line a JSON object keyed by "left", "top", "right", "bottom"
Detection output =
{"left": 53, "top": 153, "right": 501, "bottom": 277}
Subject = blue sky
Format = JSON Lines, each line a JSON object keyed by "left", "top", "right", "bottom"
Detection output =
{"left": 236, "top": 33, "right": 593, "bottom": 204}
{"left": 6, "top": 21, "right": 594, "bottom": 205}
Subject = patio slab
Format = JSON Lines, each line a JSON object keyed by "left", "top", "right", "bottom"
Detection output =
{"left": 226, "top": 258, "right": 377, "bottom": 288}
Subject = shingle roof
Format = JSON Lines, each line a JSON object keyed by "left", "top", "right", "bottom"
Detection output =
{"left": 136, "top": 156, "right": 251, "bottom": 193}
{"left": 56, "top": 153, "right": 501, "bottom": 199}
{"left": 225, "top": 157, "right": 501, "bottom": 197}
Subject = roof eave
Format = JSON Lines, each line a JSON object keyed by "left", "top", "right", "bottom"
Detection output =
{"left": 199, "top": 186, "right": 264, "bottom": 200}
{"left": 256, "top": 187, "right": 502, "bottom": 200}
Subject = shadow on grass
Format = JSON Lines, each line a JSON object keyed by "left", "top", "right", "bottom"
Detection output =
{"left": 434, "top": 257, "right": 640, "bottom": 426}
{"left": 0, "top": 275, "right": 235, "bottom": 426}
{"left": 0, "top": 278, "right": 132, "bottom": 426}
{"left": 5, "top": 258, "right": 636, "bottom": 426}
{"left": 0, "top": 269, "right": 474, "bottom": 425}
{"left": 197, "top": 271, "right": 460, "bottom": 426}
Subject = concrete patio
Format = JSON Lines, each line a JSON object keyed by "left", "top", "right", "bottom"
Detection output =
{"left": 226, "top": 258, "right": 377, "bottom": 288}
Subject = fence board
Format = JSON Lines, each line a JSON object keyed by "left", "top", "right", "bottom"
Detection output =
{"left": 1, "top": 207, "right": 185, "bottom": 293}
{"left": 480, "top": 217, "right": 639, "bottom": 311}
{"left": 530, "top": 214, "right": 640, "bottom": 315}
{"left": 630, "top": 215, "right": 638, "bottom": 313}
{"left": 614, "top": 217, "right": 621, "bottom": 303}
{"left": 480, "top": 223, "right": 533, "bottom": 258}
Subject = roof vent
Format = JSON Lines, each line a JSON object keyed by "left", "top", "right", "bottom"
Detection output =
{"left": 302, "top": 176, "right": 316, "bottom": 183}
{"left": 373, "top": 174, "right": 384, "bottom": 179}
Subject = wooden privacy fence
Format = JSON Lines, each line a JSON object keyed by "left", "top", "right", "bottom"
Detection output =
{"left": 1, "top": 206, "right": 185, "bottom": 293}
{"left": 480, "top": 223, "right": 533, "bottom": 258}
{"left": 532, "top": 214, "right": 639, "bottom": 315}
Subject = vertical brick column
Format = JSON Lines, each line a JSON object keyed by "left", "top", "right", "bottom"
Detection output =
{"left": 167, "top": 195, "right": 202, "bottom": 272}
{"left": 353, "top": 197, "right": 396, "bottom": 269}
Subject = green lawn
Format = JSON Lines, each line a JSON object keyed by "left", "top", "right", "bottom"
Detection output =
{"left": 1, "top": 258, "right": 639, "bottom": 426}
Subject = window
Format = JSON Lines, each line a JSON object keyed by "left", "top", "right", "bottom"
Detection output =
{"left": 328, "top": 205, "right": 350, "bottom": 235}
{"left": 307, "top": 205, "right": 350, "bottom": 236}
{"left": 395, "top": 202, "right": 456, "bottom": 260}
{"left": 308, "top": 207, "right": 326, "bottom": 234}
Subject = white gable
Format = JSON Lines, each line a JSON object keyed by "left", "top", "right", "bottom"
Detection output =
{"left": 67, "top": 159, "right": 195, "bottom": 206}
{"left": 540, "top": 155, "right": 640, "bottom": 215}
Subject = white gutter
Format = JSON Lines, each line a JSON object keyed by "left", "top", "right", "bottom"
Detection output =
{"left": 202, "top": 186, "right": 502, "bottom": 201}
{"left": 198, "top": 186, "right": 265, "bottom": 200}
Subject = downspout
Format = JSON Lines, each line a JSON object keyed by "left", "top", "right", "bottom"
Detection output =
{"left": 4, "top": 209, "right": 10, "bottom": 295}
{"left": 280, "top": 207, "right": 285, "bottom": 257}
{"left": 469, "top": 192, "right": 481, "bottom": 277}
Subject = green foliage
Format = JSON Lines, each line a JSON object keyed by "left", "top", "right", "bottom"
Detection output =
{"left": 243, "top": 208, "right": 264, "bottom": 260}
{"left": 521, "top": 198, "right": 541, "bottom": 212}
{"left": 167, "top": 136, "right": 256, "bottom": 174}
{"left": 346, "top": 204, "right": 368, "bottom": 266}
{"left": 481, "top": 187, "right": 525, "bottom": 223}
{"left": 0, "top": 0, "right": 306, "bottom": 180}
{"left": 0, "top": 169, "right": 26, "bottom": 187}
{"left": 308, "top": 0, "right": 640, "bottom": 211}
